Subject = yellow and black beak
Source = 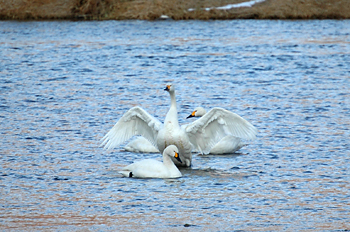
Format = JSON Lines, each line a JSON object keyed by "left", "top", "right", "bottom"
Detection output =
{"left": 164, "top": 85, "right": 171, "bottom": 91}
{"left": 174, "top": 152, "right": 182, "bottom": 163}
{"left": 186, "top": 111, "right": 196, "bottom": 119}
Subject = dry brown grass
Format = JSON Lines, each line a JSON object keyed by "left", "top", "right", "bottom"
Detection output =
{"left": 245, "top": 0, "right": 350, "bottom": 19}
{"left": 0, "top": 0, "right": 77, "bottom": 19}
{"left": 1, "top": 0, "right": 350, "bottom": 20}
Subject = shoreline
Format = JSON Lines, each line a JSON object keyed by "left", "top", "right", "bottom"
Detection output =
{"left": 1, "top": 0, "right": 350, "bottom": 20}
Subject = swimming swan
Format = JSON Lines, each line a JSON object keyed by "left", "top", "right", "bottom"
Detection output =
{"left": 101, "top": 83, "right": 257, "bottom": 167}
{"left": 119, "top": 145, "right": 182, "bottom": 178}
{"left": 187, "top": 107, "right": 248, "bottom": 154}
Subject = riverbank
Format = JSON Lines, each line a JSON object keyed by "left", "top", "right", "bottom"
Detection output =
{"left": 1, "top": 0, "right": 350, "bottom": 20}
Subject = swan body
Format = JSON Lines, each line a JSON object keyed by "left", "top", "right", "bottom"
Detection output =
{"left": 209, "top": 136, "right": 246, "bottom": 154}
{"left": 124, "top": 133, "right": 246, "bottom": 154}
{"left": 119, "top": 145, "right": 182, "bottom": 178}
{"left": 187, "top": 107, "right": 248, "bottom": 154}
{"left": 124, "top": 136, "right": 160, "bottom": 153}
{"left": 101, "top": 83, "right": 257, "bottom": 167}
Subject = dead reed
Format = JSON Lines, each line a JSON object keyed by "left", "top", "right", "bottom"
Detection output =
{"left": 1, "top": 0, "right": 349, "bottom": 20}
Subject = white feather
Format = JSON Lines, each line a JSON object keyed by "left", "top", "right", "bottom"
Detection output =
{"left": 100, "top": 106, "right": 162, "bottom": 150}
{"left": 206, "top": 136, "right": 246, "bottom": 154}
{"left": 185, "top": 107, "right": 257, "bottom": 154}
{"left": 124, "top": 136, "right": 160, "bottom": 153}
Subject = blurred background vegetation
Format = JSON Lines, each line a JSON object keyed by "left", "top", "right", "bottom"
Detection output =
{"left": 1, "top": 0, "right": 349, "bottom": 20}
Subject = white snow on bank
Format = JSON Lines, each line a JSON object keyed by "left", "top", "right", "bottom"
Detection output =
{"left": 188, "top": 0, "right": 266, "bottom": 12}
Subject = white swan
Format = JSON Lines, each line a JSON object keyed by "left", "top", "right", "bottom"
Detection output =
{"left": 119, "top": 145, "right": 182, "bottom": 178}
{"left": 187, "top": 107, "right": 247, "bottom": 154}
{"left": 101, "top": 83, "right": 257, "bottom": 167}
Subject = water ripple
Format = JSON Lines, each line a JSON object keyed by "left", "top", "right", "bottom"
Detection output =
{"left": 0, "top": 20, "right": 349, "bottom": 231}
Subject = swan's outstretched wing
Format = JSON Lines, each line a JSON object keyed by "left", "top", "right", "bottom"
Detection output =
{"left": 100, "top": 106, "right": 163, "bottom": 150}
{"left": 184, "top": 107, "right": 257, "bottom": 154}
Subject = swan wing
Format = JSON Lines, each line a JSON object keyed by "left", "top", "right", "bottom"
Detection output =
{"left": 100, "top": 106, "right": 163, "bottom": 150}
{"left": 185, "top": 107, "right": 257, "bottom": 154}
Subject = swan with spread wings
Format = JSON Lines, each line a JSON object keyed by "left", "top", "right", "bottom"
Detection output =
{"left": 100, "top": 83, "right": 257, "bottom": 167}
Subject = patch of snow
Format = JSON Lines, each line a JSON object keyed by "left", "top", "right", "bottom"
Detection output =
{"left": 159, "top": 15, "right": 171, "bottom": 20}
{"left": 188, "top": 0, "right": 266, "bottom": 12}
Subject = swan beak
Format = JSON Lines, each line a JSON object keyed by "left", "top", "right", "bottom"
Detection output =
{"left": 174, "top": 152, "right": 182, "bottom": 163}
{"left": 186, "top": 111, "right": 196, "bottom": 119}
{"left": 164, "top": 85, "right": 170, "bottom": 91}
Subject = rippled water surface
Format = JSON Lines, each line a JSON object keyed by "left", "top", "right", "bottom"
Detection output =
{"left": 1, "top": 20, "right": 350, "bottom": 231}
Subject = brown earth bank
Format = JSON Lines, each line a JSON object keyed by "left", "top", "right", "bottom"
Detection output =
{"left": 1, "top": 0, "right": 350, "bottom": 20}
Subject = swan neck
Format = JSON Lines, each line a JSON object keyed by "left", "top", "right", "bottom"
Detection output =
{"left": 165, "top": 90, "right": 179, "bottom": 126}
{"left": 163, "top": 154, "right": 178, "bottom": 169}
{"left": 169, "top": 91, "right": 176, "bottom": 109}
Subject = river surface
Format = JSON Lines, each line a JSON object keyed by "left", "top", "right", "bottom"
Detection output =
{"left": 1, "top": 20, "right": 350, "bottom": 231}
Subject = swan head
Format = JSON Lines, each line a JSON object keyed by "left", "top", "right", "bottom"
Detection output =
{"left": 164, "top": 83, "right": 175, "bottom": 93}
{"left": 186, "top": 107, "right": 207, "bottom": 119}
{"left": 164, "top": 145, "right": 182, "bottom": 163}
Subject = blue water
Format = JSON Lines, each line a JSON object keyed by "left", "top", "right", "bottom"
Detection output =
{"left": 1, "top": 20, "right": 350, "bottom": 230}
